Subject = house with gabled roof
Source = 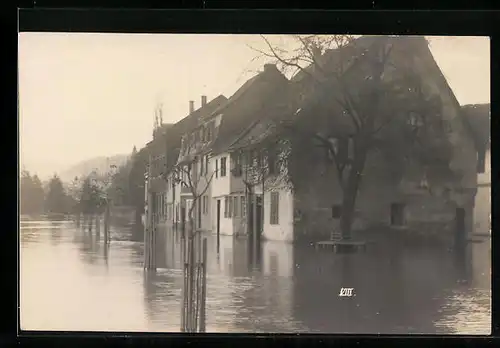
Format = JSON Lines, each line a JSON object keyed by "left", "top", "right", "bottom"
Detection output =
{"left": 162, "top": 95, "right": 227, "bottom": 230}
{"left": 204, "top": 63, "right": 291, "bottom": 237}
{"left": 461, "top": 103, "right": 490, "bottom": 236}
{"left": 224, "top": 35, "right": 485, "bottom": 244}
{"left": 143, "top": 95, "right": 226, "bottom": 230}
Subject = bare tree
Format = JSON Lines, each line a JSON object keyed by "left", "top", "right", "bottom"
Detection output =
{"left": 172, "top": 157, "right": 216, "bottom": 332}
{"left": 234, "top": 142, "right": 291, "bottom": 237}
{"left": 252, "top": 35, "right": 455, "bottom": 240}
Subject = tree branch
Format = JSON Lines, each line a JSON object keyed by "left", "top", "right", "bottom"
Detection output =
{"left": 280, "top": 121, "right": 346, "bottom": 191}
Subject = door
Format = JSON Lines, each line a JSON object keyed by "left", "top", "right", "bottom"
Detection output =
{"left": 216, "top": 199, "right": 221, "bottom": 252}
{"left": 390, "top": 203, "right": 405, "bottom": 226}
{"left": 256, "top": 196, "right": 263, "bottom": 237}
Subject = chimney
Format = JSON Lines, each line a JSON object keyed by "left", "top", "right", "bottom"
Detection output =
{"left": 201, "top": 95, "right": 207, "bottom": 107}
{"left": 189, "top": 100, "right": 195, "bottom": 114}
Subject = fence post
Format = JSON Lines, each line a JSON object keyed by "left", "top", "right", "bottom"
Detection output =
{"left": 104, "top": 203, "right": 110, "bottom": 244}
{"left": 151, "top": 212, "right": 157, "bottom": 271}
{"left": 199, "top": 237, "right": 208, "bottom": 332}
{"left": 95, "top": 214, "right": 101, "bottom": 241}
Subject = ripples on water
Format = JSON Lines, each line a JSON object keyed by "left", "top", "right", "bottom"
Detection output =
{"left": 20, "top": 218, "right": 491, "bottom": 334}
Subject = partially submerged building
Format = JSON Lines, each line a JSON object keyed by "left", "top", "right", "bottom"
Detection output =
{"left": 145, "top": 35, "right": 487, "bottom": 245}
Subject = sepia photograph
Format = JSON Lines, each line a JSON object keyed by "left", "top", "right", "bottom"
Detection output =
{"left": 18, "top": 33, "right": 491, "bottom": 334}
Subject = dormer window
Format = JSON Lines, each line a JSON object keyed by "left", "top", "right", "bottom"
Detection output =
{"left": 408, "top": 113, "right": 424, "bottom": 127}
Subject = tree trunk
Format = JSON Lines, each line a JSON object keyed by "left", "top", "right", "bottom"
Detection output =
{"left": 339, "top": 146, "right": 368, "bottom": 240}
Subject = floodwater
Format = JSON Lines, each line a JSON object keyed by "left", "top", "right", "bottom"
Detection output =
{"left": 20, "top": 218, "right": 491, "bottom": 334}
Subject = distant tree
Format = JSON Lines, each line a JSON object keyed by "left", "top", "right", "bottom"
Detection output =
{"left": 44, "top": 174, "right": 68, "bottom": 214}
{"left": 127, "top": 146, "right": 148, "bottom": 221}
{"left": 31, "top": 174, "right": 46, "bottom": 212}
{"left": 79, "top": 177, "right": 100, "bottom": 215}
{"left": 20, "top": 170, "right": 45, "bottom": 215}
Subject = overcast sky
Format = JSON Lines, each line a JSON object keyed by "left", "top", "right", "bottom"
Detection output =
{"left": 18, "top": 34, "right": 490, "bottom": 178}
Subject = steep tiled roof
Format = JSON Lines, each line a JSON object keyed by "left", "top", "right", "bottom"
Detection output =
{"left": 230, "top": 35, "right": 480, "bottom": 152}
{"left": 228, "top": 36, "right": 397, "bottom": 150}
{"left": 210, "top": 65, "right": 290, "bottom": 155}
{"left": 164, "top": 95, "right": 227, "bottom": 172}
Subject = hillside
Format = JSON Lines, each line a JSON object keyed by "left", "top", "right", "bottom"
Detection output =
{"left": 59, "top": 154, "right": 129, "bottom": 183}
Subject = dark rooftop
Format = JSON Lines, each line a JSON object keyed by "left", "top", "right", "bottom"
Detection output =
{"left": 164, "top": 95, "right": 227, "bottom": 171}
{"left": 210, "top": 64, "right": 290, "bottom": 155}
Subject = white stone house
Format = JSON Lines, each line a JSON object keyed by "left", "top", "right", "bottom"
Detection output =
{"left": 207, "top": 64, "right": 291, "bottom": 239}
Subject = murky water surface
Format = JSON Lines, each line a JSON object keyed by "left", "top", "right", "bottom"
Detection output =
{"left": 20, "top": 218, "right": 491, "bottom": 334}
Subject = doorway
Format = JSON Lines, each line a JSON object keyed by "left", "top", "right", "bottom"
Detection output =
{"left": 256, "top": 195, "right": 263, "bottom": 238}
{"left": 390, "top": 203, "right": 406, "bottom": 226}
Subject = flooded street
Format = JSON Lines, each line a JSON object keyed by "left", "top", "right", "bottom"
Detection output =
{"left": 20, "top": 218, "right": 491, "bottom": 334}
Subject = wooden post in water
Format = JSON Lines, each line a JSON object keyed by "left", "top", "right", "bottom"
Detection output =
{"left": 88, "top": 214, "right": 93, "bottom": 233}
{"left": 199, "top": 237, "right": 208, "bottom": 332}
{"left": 144, "top": 155, "right": 153, "bottom": 270}
{"left": 181, "top": 233, "right": 187, "bottom": 332}
{"left": 194, "top": 231, "right": 202, "bottom": 330}
{"left": 188, "top": 228, "right": 195, "bottom": 332}
{"left": 151, "top": 209, "right": 157, "bottom": 272}
{"left": 252, "top": 195, "right": 258, "bottom": 268}
{"left": 95, "top": 214, "right": 101, "bottom": 241}
{"left": 145, "top": 193, "right": 153, "bottom": 270}
{"left": 104, "top": 203, "right": 110, "bottom": 244}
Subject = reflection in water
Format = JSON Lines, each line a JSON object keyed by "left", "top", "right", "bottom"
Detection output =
{"left": 20, "top": 219, "right": 491, "bottom": 334}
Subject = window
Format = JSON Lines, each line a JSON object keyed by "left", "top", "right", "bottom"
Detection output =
{"left": 206, "top": 123, "right": 213, "bottom": 141}
{"left": 233, "top": 196, "right": 239, "bottom": 217}
{"left": 224, "top": 196, "right": 228, "bottom": 218}
{"left": 200, "top": 156, "right": 204, "bottom": 176}
{"left": 202, "top": 195, "right": 209, "bottom": 215}
{"left": 241, "top": 196, "right": 246, "bottom": 218}
{"left": 220, "top": 157, "right": 227, "bottom": 177}
{"left": 442, "top": 120, "right": 452, "bottom": 133}
{"left": 232, "top": 153, "right": 242, "bottom": 177}
{"left": 192, "top": 160, "right": 198, "bottom": 182}
{"left": 252, "top": 150, "right": 261, "bottom": 167}
{"left": 215, "top": 159, "right": 219, "bottom": 178}
{"left": 205, "top": 156, "right": 209, "bottom": 174}
{"left": 408, "top": 113, "right": 424, "bottom": 127}
{"left": 267, "top": 150, "right": 277, "bottom": 175}
{"left": 228, "top": 195, "right": 233, "bottom": 217}
{"left": 270, "top": 192, "right": 279, "bottom": 225}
